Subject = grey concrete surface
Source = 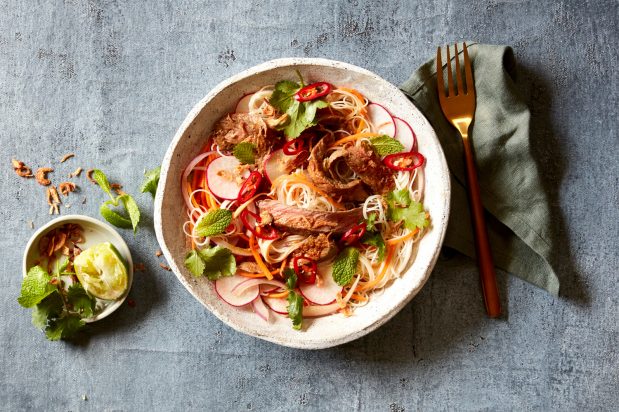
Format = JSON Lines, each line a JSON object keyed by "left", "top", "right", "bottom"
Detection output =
{"left": 1, "top": 0, "right": 617, "bottom": 411}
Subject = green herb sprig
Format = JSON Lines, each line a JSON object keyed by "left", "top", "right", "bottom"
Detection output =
{"left": 92, "top": 169, "right": 141, "bottom": 232}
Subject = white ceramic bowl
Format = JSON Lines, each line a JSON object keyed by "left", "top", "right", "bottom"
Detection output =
{"left": 23, "top": 215, "right": 134, "bottom": 322}
{"left": 155, "top": 58, "right": 450, "bottom": 349}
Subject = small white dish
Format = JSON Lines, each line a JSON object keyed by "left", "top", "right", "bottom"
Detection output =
{"left": 155, "top": 58, "right": 451, "bottom": 349}
{"left": 22, "top": 214, "right": 133, "bottom": 322}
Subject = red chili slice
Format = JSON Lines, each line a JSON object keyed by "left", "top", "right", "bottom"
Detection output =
{"left": 282, "top": 139, "right": 305, "bottom": 155}
{"left": 293, "top": 256, "right": 317, "bottom": 284}
{"left": 240, "top": 209, "right": 279, "bottom": 240}
{"left": 340, "top": 223, "right": 367, "bottom": 246}
{"left": 383, "top": 152, "right": 425, "bottom": 171}
{"left": 294, "top": 82, "right": 332, "bottom": 102}
{"left": 237, "top": 171, "right": 263, "bottom": 204}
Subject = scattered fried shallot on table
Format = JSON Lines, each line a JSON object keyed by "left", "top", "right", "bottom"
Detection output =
{"left": 60, "top": 153, "right": 75, "bottom": 163}
{"left": 12, "top": 159, "right": 33, "bottom": 178}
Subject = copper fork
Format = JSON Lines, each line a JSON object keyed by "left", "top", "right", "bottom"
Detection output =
{"left": 436, "top": 42, "right": 501, "bottom": 317}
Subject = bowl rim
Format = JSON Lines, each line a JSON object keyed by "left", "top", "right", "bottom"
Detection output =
{"left": 22, "top": 214, "right": 134, "bottom": 323}
{"left": 154, "top": 57, "right": 451, "bottom": 349}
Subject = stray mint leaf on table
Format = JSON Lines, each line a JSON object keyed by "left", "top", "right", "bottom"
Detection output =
{"left": 233, "top": 142, "right": 257, "bottom": 164}
{"left": 194, "top": 209, "right": 232, "bottom": 237}
{"left": 100, "top": 201, "right": 133, "bottom": 229}
{"left": 91, "top": 169, "right": 114, "bottom": 200}
{"left": 332, "top": 247, "right": 360, "bottom": 286}
{"left": 369, "top": 135, "right": 404, "bottom": 156}
{"left": 140, "top": 166, "right": 161, "bottom": 198}
{"left": 17, "top": 266, "right": 56, "bottom": 308}
{"left": 118, "top": 194, "right": 141, "bottom": 232}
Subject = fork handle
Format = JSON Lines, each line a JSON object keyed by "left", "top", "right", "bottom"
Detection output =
{"left": 461, "top": 135, "right": 502, "bottom": 318}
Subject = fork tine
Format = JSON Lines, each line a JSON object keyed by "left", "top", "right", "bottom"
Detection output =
{"left": 454, "top": 43, "right": 464, "bottom": 95}
{"left": 436, "top": 46, "right": 444, "bottom": 99}
{"left": 463, "top": 42, "right": 474, "bottom": 96}
{"left": 445, "top": 45, "right": 455, "bottom": 97}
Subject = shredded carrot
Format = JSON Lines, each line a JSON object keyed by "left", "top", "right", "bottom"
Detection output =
{"left": 350, "top": 293, "right": 368, "bottom": 302}
{"left": 331, "top": 132, "right": 381, "bottom": 147}
{"left": 358, "top": 245, "right": 394, "bottom": 292}
{"left": 249, "top": 235, "right": 273, "bottom": 280}
{"left": 386, "top": 228, "right": 420, "bottom": 246}
{"left": 267, "top": 290, "right": 289, "bottom": 299}
{"left": 238, "top": 270, "right": 267, "bottom": 279}
{"left": 338, "top": 87, "right": 366, "bottom": 103}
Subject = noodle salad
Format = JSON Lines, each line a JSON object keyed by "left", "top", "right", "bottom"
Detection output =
{"left": 182, "top": 73, "right": 429, "bottom": 330}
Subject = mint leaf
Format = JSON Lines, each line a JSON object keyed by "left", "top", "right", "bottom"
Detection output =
{"left": 118, "top": 194, "right": 140, "bottom": 232}
{"left": 284, "top": 268, "right": 297, "bottom": 290}
{"left": 194, "top": 209, "right": 232, "bottom": 237}
{"left": 286, "top": 290, "right": 304, "bottom": 330}
{"left": 184, "top": 249, "right": 205, "bottom": 277}
{"left": 332, "top": 247, "right": 360, "bottom": 286}
{"left": 32, "top": 292, "right": 63, "bottom": 329}
{"left": 45, "top": 314, "right": 85, "bottom": 341}
{"left": 233, "top": 142, "right": 257, "bottom": 164}
{"left": 369, "top": 135, "right": 404, "bottom": 156}
{"left": 100, "top": 201, "right": 133, "bottom": 229}
{"left": 361, "top": 232, "right": 386, "bottom": 262}
{"left": 67, "top": 284, "right": 96, "bottom": 318}
{"left": 198, "top": 246, "right": 236, "bottom": 280}
{"left": 92, "top": 169, "right": 114, "bottom": 200}
{"left": 386, "top": 189, "right": 429, "bottom": 230}
{"left": 18, "top": 266, "right": 56, "bottom": 308}
{"left": 140, "top": 166, "right": 161, "bottom": 198}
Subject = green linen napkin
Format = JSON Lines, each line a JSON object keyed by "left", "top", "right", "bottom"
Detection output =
{"left": 400, "top": 42, "right": 559, "bottom": 295}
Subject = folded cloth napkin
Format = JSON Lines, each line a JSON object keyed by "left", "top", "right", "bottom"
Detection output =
{"left": 400, "top": 42, "right": 559, "bottom": 295}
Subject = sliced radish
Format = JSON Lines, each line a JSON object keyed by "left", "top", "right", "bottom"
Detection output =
{"left": 215, "top": 275, "right": 259, "bottom": 307}
{"left": 252, "top": 296, "right": 270, "bottom": 321}
{"left": 207, "top": 156, "right": 243, "bottom": 200}
{"left": 263, "top": 149, "right": 293, "bottom": 184}
{"left": 303, "top": 303, "right": 340, "bottom": 317}
{"left": 235, "top": 93, "right": 254, "bottom": 113}
{"left": 368, "top": 102, "right": 396, "bottom": 137}
{"left": 299, "top": 263, "right": 342, "bottom": 305}
{"left": 262, "top": 296, "right": 289, "bottom": 315}
{"left": 393, "top": 117, "right": 417, "bottom": 152}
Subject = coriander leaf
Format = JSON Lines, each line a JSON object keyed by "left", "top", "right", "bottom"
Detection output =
{"left": 369, "top": 135, "right": 405, "bottom": 156}
{"left": 283, "top": 268, "right": 297, "bottom": 290}
{"left": 269, "top": 80, "right": 300, "bottom": 113}
{"left": 32, "top": 292, "right": 63, "bottom": 330}
{"left": 100, "top": 201, "right": 133, "bottom": 229}
{"left": 194, "top": 209, "right": 232, "bottom": 237}
{"left": 198, "top": 246, "right": 236, "bottom": 280}
{"left": 361, "top": 232, "right": 386, "bottom": 262}
{"left": 389, "top": 200, "right": 429, "bottom": 230}
{"left": 233, "top": 142, "right": 257, "bottom": 164}
{"left": 140, "top": 166, "right": 161, "bottom": 198}
{"left": 45, "top": 314, "right": 85, "bottom": 341}
{"left": 283, "top": 99, "right": 328, "bottom": 139}
{"left": 184, "top": 249, "right": 205, "bottom": 277}
{"left": 67, "top": 284, "right": 96, "bottom": 319}
{"left": 366, "top": 213, "right": 378, "bottom": 232}
{"left": 92, "top": 169, "right": 114, "bottom": 200}
{"left": 332, "top": 247, "right": 360, "bottom": 286}
{"left": 17, "top": 266, "right": 56, "bottom": 308}
{"left": 386, "top": 189, "right": 411, "bottom": 208}
{"left": 118, "top": 194, "right": 141, "bottom": 232}
{"left": 286, "top": 290, "right": 304, "bottom": 330}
